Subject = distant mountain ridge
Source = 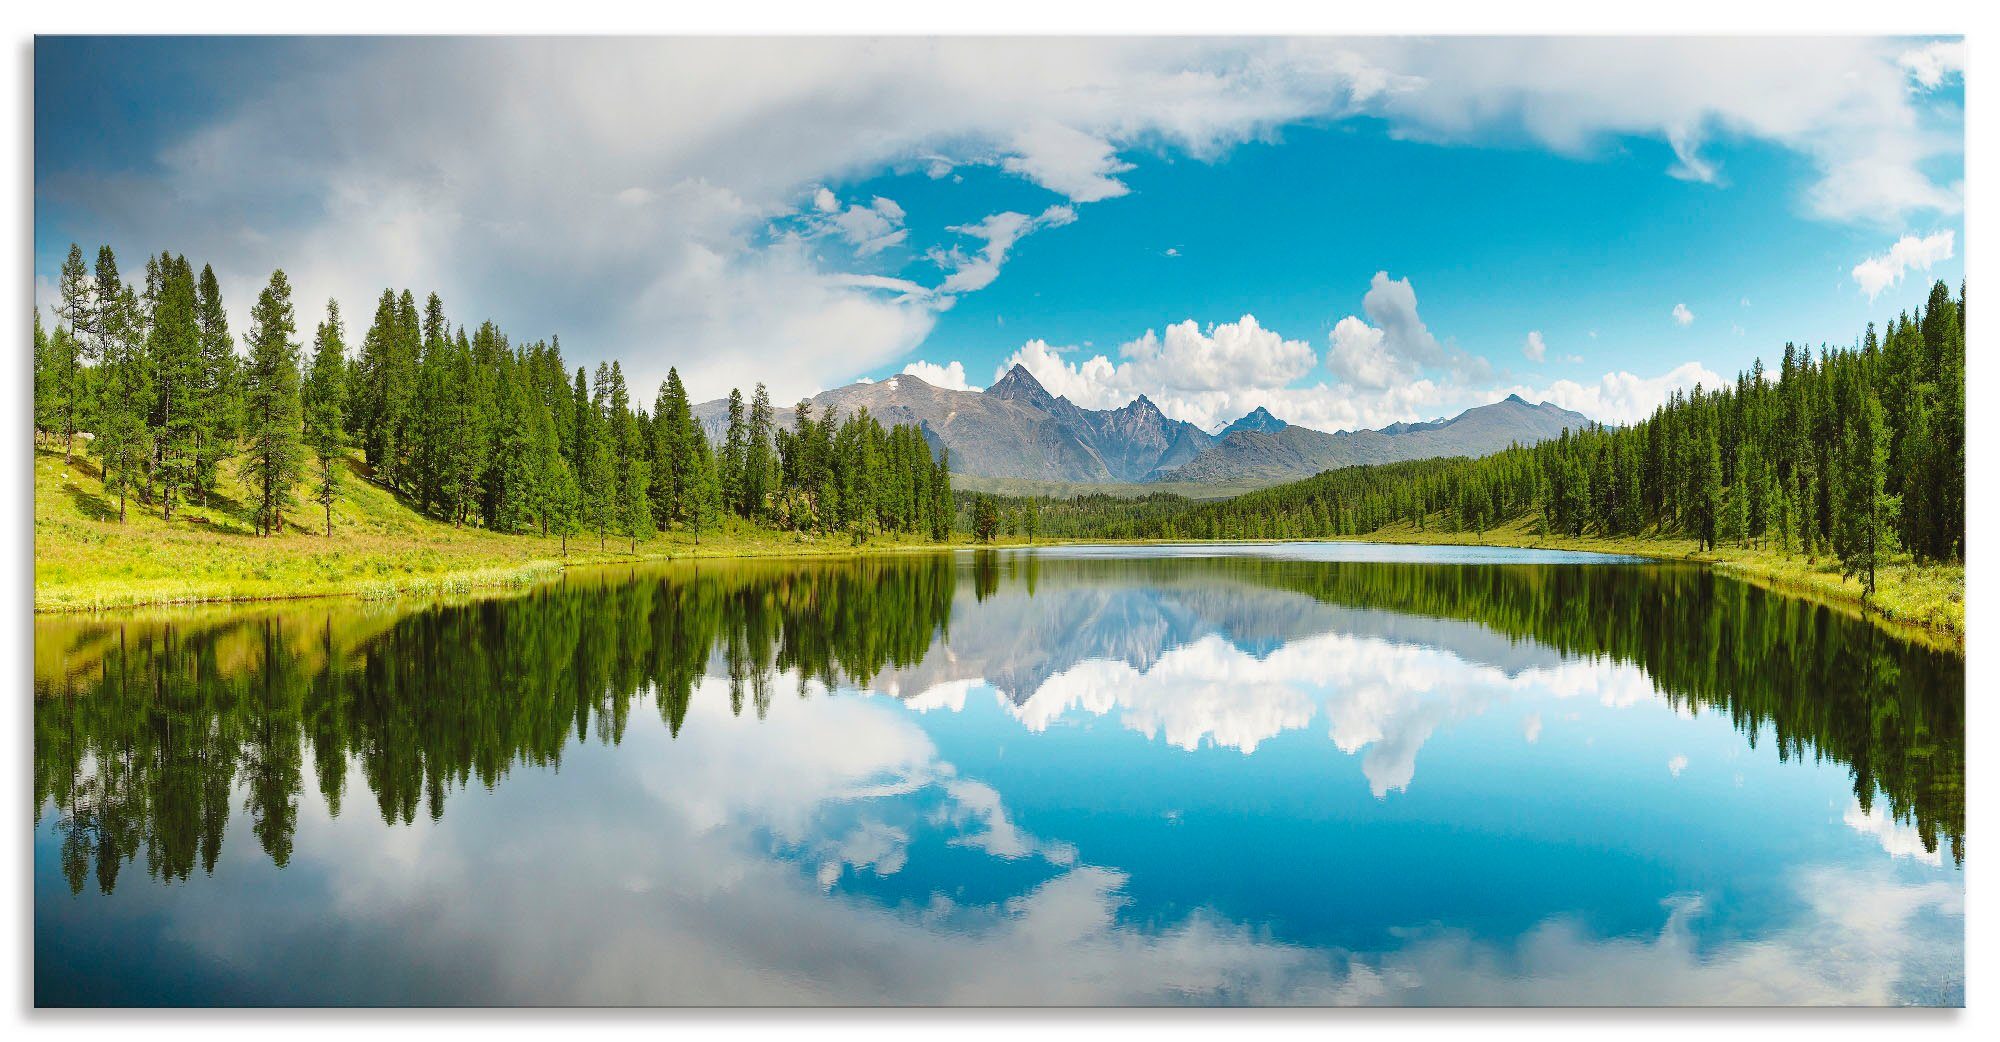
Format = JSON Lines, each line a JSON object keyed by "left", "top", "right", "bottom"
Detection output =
{"left": 1156, "top": 393, "right": 1591, "bottom": 486}
{"left": 694, "top": 369, "right": 1591, "bottom": 489}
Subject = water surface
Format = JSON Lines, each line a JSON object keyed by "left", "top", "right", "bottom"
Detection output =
{"left": 34, "top": 543, "right": 1964, "bottom": 1005}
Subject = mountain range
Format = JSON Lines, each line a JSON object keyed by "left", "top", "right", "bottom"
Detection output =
{"left": 694, "top": 365, "right": 1591, "bottom": 490}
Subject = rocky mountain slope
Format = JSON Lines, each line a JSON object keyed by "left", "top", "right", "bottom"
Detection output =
{"left": 695, "top": 370, "right": 1590, "bottom": 489}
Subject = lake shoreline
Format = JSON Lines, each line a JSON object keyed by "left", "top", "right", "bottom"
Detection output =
{"left": 36, "top": 520, "right": 1965, "bottom": 652}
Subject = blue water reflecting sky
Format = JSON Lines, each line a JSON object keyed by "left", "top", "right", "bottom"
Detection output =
{"left": 35, "top": 549, "right": 1963, "bottom": 1006}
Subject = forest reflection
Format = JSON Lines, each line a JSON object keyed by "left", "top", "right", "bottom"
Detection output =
{"left": 34, "top": 548, "right": 1963, "bottom": 896}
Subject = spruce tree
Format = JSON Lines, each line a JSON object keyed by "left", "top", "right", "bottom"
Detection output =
{"left": 721, "top": 388, "right": 746, "bottom": 516}
{"left": 192, "top": 265, "right": 239, "bottom": 507}
{"left": 621, "top": 456, "right": 653, "bottom": 552}
{"left": 651, "top": 369, "right": 695, "bottom": 526}
{"left": 745, "top": 382, "right": 775, "bottom": 520}
{"left": 302, "top": 299, "right": 348, "bottom": 536}
{"left": 89, "top": 251, "right": 150, "bottom": 522}
{"left": 240, "top": 270, "right": 304, "bottom": 536}
{"left": 52, "top": 244, "right": 93, "bottom": 460}
{"left": 687, "top": 439, "right": 720, "bottom": 545}
{"left": 1836, "top": 390, "right": 1898, "bottom": 595}
{"left": 146, "top": 255, "right": 202, "bottom": 518}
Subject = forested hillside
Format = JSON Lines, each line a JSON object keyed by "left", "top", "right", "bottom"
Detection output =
{"left": 33, "top": 243, "right": 954, "bottom": 551}
{"left": 961, "top": 280, "right": 1965, "bottom": 638}
{"left": 1145, "top": 280, "right": 1965, "bottom": 594}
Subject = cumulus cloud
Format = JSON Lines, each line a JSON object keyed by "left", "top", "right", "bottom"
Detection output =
{"left": 901, "top": 359, "right": 973, "bottom": 391}
{"left": 1672, "top": 303, "right": 1694, "bottom": 327}
{"left": 1501, "top": 360, "right": 1724, "bottom": 426}
{"left": 1898, "top": 40, "right": 1966, "bottom": 91}
{"left": 1327, "top": 272, "right": 1490, "bottom": 388}
{"left": 992, "top": 271, "right": 1711, "bottom": 432}
{"left": 1851, "top": 230, "right": 1955, "bottom": 300}
{"left": 999, "top": 314, "right": 1318, "bottom": 428}
{"left": 1523, "top": 331, "right": 1547, "bottom": 362}
{"left": 36, "top": 36, "right": 1963, "bottom": 408}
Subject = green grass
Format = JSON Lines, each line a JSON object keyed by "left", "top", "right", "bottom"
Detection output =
{"left": 1344, "top": 515, "right": 1965, "bottom": 650}
{"left": 32, "top": 447, "right": 955, "bottom": 613}
{"left": 34, "top": 447, "right": 1967, "bottom": 651}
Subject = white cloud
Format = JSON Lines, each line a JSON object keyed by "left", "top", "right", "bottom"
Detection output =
{"left": 1522, "top": 713, "right": 1543, "bottom": 744}
{"left": 1504, "top": 360, "right": 1723, "bottom": 426}
{"left": 901, "top": 359, "right": 973, "bottom": 391}
{"left": 1671, "top": 303, "right": 1694, "bottom": 327}
{"left": 1326, "top": 271, "right": 1492, "bottom": 388}
{"left": 41, "top": 37, "right": 1963, "bottom": 409}
{"left": 933, "top": 205, "right": 1076, "bottom": 295}
{"left": 1668, "top": 755, "right": 1689, "bottom": 778}
{"left": 1349, "top": 37, "right": 1963, "bottom": 222}
{"left": 802, "top": 190, "right": 911, "bottom": 257}
{"left": 1851, "top": 230, "right": 1955, "bottom": 300}
{"left": 1898, "top": 41, "right": 1966, "bottom": 91}
{"left": 1843, "top": 799, "right": 1944, "bottom": 866}
{"left": 1000, "top": 315, "right": 1319, "bottom": 430}
{"left": 1002, "top": 121, "right": 1136, "bottom": 203}
{"left": 997, "top": 274, "right": 1717, "bottom": 433}
{"left": 1523, "top": 331, "right": 1547, "bottom": 362}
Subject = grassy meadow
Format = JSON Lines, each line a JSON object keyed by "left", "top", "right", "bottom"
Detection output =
{"left": 32, "top": 447, "right": 952, "bottom": 613}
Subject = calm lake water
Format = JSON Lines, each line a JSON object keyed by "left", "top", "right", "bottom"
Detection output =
{"left": 33, "top": 543, "right": 1964, "bottom": 1006}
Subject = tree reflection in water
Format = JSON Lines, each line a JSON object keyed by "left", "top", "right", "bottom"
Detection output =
{"left": 34, "top": 549, "right": 1963, "bottom": 895}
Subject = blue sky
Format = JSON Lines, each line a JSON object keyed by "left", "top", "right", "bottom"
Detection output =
{"left": 35, "top": 37, "right": 1964, "bottom": 432}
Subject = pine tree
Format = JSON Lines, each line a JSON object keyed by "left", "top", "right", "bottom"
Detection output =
{"left": 240, "top": 270, "right": 304, "bottom": 536}
{"left": 621, "top": 456, "right": 653, "bottom": 552}
{"left": 745, "top": 382, "right": 775, "bottom": 520}
{"left": 89, "top": 250, "right": 150, "bottom": 522}
{"left": 146, "top": 255, "right": 202, "bottom": 519}
{"left": 547, "top": 457, "right": 581, "bottom": 556}
{"left": 1836, "top": 390, "right": 1898, "bottom": 595}
{"left": 51, "top": 244, "right": 93, "bottom": 460}
{"left": 191, "top": 265, "right": 239, "bottom": 507}
{"left": 687, "top": 439, "right": 720, "bottom": 545}
{"left": 581, "top": 367, "right": 615, "bottom": 549}
{"left": 522, "top": 368, "right": 562, "bottom": 535}
{"left": 301, "top": 299, "right": 348, "bottom": 536}
{"left": 32, "top": 309, "right": 53, "bottom": 443}
{"left": 720, "top": 388, "right": 746, "bottom": 516}
{"left": 973, "top": 495, "right": 1000, "bottom": 543}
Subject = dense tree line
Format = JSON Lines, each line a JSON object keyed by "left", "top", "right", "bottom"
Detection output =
{"left": 1082, "top": 281, "right": 1964, "bottom": 593}
{"left": 35, "top": 548, "right": 1959, "bottom": 893}
{"left": 34, "top": 243, "right": 954, "bottom": 547}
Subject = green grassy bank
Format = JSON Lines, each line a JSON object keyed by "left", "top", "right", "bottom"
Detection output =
{"left": 33, "top": 448, "right": 1965, "bottom": 652}
{"left": 1339, "top": 515, "right": 1964, "bottom": 650}
{"left": 32, "top": 448, "right": 953, "bottom": 613}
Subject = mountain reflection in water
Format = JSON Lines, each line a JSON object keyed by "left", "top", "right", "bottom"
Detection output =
{"left": 34, "top": 545, "right": 1964, "bottom": 1006}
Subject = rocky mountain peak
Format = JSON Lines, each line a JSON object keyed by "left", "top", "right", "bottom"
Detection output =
{"left": 987, "top": 363, "right": 1052, "bottom": 403}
